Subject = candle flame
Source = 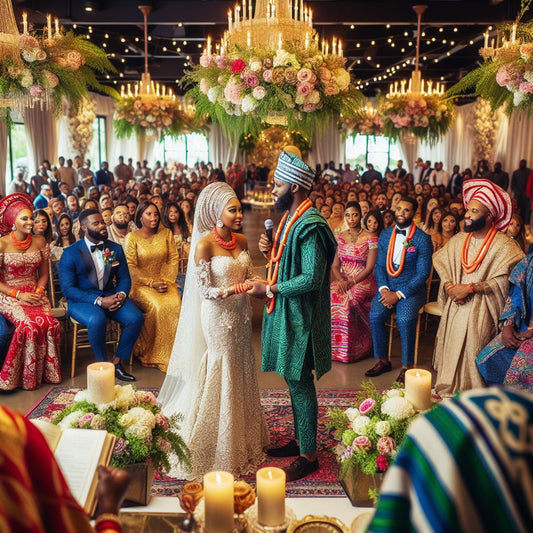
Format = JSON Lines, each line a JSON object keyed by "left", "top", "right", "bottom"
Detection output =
{"left": 267, "top": 469, "right": 274, "bottom": 480}
{"left": 215, "top": 472, "right": 222, "bottom": 483}
{"left": 99, "top": 365, "right": 104, "bottom": 371}
{"left": 416, "top": 371, "right": 421, "bottom": 378}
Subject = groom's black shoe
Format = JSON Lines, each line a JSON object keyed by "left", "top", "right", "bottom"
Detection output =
{"left": 115, "top": 363, "right": 136, "bottom": 382}
{"left": 267, "top": 439, "right": 300, "bottom": 457}
{"left": 283, "top": 456, "right": 319, "bottom": 482}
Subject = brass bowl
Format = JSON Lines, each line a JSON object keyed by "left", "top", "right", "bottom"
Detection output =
{"left": 287, "top": 515, "right": 349, "bottom": 533}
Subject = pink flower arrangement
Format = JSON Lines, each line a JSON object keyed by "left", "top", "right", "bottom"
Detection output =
{"left": 353, "top": 435, "right": 372, "bottom": 453}
{"left": 359, "top": 398, "right": 376, "bottom": 415}
{"left": 231, "top": 59, "right": 246, "bottom": 73}
{"left": 376, "top": 455, "right": 389, "bottom": 471}
{"left": 377, "top": 436, "right": 396, "bottom": 455}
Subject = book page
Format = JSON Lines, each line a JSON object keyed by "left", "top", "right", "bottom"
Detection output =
{"left": 31, "top": 419, "right": 63, "bottom": 451}
{"left": 54, "top": 429, "right": 108, "bottom": 510}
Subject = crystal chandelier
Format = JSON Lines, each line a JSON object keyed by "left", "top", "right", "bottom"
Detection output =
{"left": 386, "top": 5, "right": 443, "bottom": 98}
{"left": 119, "top": 5, "right": 175, "bottom": 102}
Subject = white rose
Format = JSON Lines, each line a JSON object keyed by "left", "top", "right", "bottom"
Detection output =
{"left": 344, "top": 407, "right": 360, "bottom": 422}
{"left": 250, "top": 60, "right": 263, "bottom": 72}
{"left": 352, "top": 415, "right": 371, "bottom": 435}
{"left": 207, "top": 86, "right": 221, "bottom": 103}
{"left": 58, "top": 410, "right": 84, "bottom": 430}
{"left": 375, "top": 420, "right": 391, "bottom": 437}
{"left": 308, "top": 90, "right": 321, "bottom": 104}
{"left": 386, "top": 389, "right": 403, "bottom": 398}
{"left": 381, "top": 396, "right": 415, "bottom": 420}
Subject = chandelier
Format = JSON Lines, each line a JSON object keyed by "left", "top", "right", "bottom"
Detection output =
{"left": 115, "top": 5, "right": 189, "bottom": 140}
{"left": 186, "top": 0, "right": 362, "bottom": 139}
{"left": 340, "top": 101, "right": 383, "bottom": 137}
{"left": 0, "top": 0, "right": 115, "bottom": 120}
{"left": 378, "top": 4, "right": 455, "bottom": 144}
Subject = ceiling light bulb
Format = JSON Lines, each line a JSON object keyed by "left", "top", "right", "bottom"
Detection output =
{"left": 350, "top": 24, "right": 355, "bottom": 29}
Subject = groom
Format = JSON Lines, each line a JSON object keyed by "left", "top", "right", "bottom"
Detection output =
{"left": 248, "top": 149, "right": 337, "bottom": 482}
{"left": 59, "top": 209, "right": 143, "bottom": 381}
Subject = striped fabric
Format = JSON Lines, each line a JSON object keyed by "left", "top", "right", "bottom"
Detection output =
{"left": 462, "top": 179, "right": 512, "bottom": 231}
{"left": 368, "top": 387, "right": 533, "bottom": 533}
{"left": 273, "top": 151, "right": 315, "bottom": 190}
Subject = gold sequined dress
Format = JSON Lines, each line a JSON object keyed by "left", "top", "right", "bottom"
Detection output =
{"left": 125, "top": 227, "right": 181, "bottom": 371}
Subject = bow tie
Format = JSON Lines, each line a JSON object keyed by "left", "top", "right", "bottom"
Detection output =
{"left": 396, "top": 228, "right": 407, "bottom": 236}
{"left": 90, "top": 243, "right": 104, "bottom": 253}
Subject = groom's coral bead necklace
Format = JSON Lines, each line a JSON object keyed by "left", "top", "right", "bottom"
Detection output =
{"left": 386, "top": 224, "right": 416, "bottom": 277}
{"left": 266, "top": 199, "right": 313, "bottom": 314}
{"left": 461, "top": 224, "right": 497, "bottom": 274}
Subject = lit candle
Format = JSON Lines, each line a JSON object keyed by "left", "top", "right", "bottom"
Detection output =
{"left": 332, "top": 37, "right": 337, "bottom": 55}
{"left": 309, "top": 9, "right": 312, "bottom": 27}
{"left": 257, "top": 467, "right": 286, "bottom": 526}
{"left": 47, "top": 14, "right": 52, "bottom": 40}
{"left": 405, "top": 369, "right": 432, "bottom": 411}
{"left": 228, "top": 10, "right": 232, "bottom": 32}
{"left": 300, "top": 0, "right": 304, "bottom": 21}
{"left": 338, "top": 39, "right": 342, "bottom": 57}
{"left": 22, "top": 12, "right": 28, "bottom": 34}
{"left": 295, "top": 0, "right": 298, "bottom": 20}
{"left": 394, "top": 81, "right": 398, "bottom": 93}
{"left": 289, "top": 0, "right": 293, "bottom": 18}
{"left": 204, "top": 471, "right": 234, "bottom": 533}
{"left": 427, "top": 80, "right": 433, "bottom": 93}
{"left": 247, "top": 31, "right": 251, "bottom": 47}
{"left": 305, "top": 33, "right": 309, "bottom": 49}
{"left": 235, "top": 5, "right": 239, "bottom": 24}
{"left": 55, "top": 17, "right": 60, "bottom": 36}
{"left": 249, "top": 0, "right": 252, "bottom": 20}
{"left": 272, "top": 3, "right": 275, "bottom": 19}
{"left": 325, "top": 42, "right": 329, "bottom": 55}
{"left": 401, "top": 79, "right": 406, "bottom": 93}
{"left": 512, "top": 23, "right": 517, "bottom": 44}
{"left": 278, "top": 32, "right": 282, "bottom": 50}
{"left": 242, "top": 0, "right": 246, "bottom": 21}
{"left": 120, "top": 85, "right": 125, "bottom": 98}
{"left": 484, "top": 32, "right": 489, "bottom": 48}
{"left": 207, "top": 35, "right": 212, "bottom": 56}
{"left": 86, "top": 362, "right": 115, "bottom": 404}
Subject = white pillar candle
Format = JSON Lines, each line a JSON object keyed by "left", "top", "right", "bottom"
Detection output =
{"left": 46, "top": 14, "right": 52, "bottom": 40}
{"left": 86, "top": 362, "right": 115, "bottom": 404}
{"left": 204, "top": 471, "right": 234, "bottom": 533}
{"left": 256, "top": 467, "right": 286, "bottom": 526}
{"left": 405, "top": 369, "right": 432, "bottom": 411}
{"left": 22, "top": 12, "right": 28, "bottom": 34}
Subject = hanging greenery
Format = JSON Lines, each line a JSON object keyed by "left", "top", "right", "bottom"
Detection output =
{"left": 68, "top": 96, "right": 96, "bottom": 161}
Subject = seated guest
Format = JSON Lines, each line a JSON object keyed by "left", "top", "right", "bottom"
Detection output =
{"left": 32, "top": 208, "right": 53, "bottom": 244}
{"left": 107, "top": 204, "right": 132, "bottom": 248}
{"left": 51, "top": 213, "right": 76, "bottom": 262}
{"left": 34, "top": 183, "right": 52, "bottom": 208}
{"left": 363, "top": 210, "right": 384, "bottom": 237}
{"left": 368, "top": 387, "right": 533, "bottom": 532}
{"left": 476, "top": 252, "right": 533, "bottom": 391}
{"left": 330, "top": 201, "right": 378, "bottom": 363}
{"left": 101, "top": 207, "right": 113, "bottom": 226}
{"left": 66, "top": 193, "right": 80, "bottom": 219}
{"left": 382, "top": 209, "right": 395, "bottom": 229}
{"left": 432, "top": 212, "right": 459, "bottom": 252}
{"left": 0, "top": 405, "right": 130, "bottom": 533}
{"left": 506, "top": 212, "right": 526, "bottom": 252}
{"left": 59, "top": 209, "right": 143, "bottom": 381}
{"left": 328, "top": 202, "right": 345, "bottom": 235}
{"left": 48, "top": 196, "right": 66, "bottom": 229}
{"left": 0, "top": 193, "right": 61, "bottom": 391}
{"left": 125, "top": 202, "right": 181, "bottom": 372}
{"left": 163, "top": 202, "right": 190, "bottom": 244}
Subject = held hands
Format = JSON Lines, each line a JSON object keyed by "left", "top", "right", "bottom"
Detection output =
{"left": 246, "top": 280, "right": 268, "bottom": 299}
{"left": 259, "top": 233, "right": 273, "bottom": 257}
{"left": 151, "top": 280, "right": 168, "bottom": 293}
{"left": 379, "top": 289, "right": 400, "bottom": 308}
{"left": 502, "top": 325, "right": 533, "bottom": 348}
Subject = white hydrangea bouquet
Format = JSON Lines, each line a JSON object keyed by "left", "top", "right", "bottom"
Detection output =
{"left": 53, "top": 385, "right": 189, "bottom": 474}
{"left": 327, "top": 382, "right": 422, "bottom": 485}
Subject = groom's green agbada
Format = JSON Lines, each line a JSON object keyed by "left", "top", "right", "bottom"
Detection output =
{"left": 261, "top": 210, "right": 336, "bottom": 381}
{"left": 249, "top": 149, "right": 336, "bottom": 482}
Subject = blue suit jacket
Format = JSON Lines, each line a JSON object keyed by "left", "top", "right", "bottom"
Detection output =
{"left": 59, "top": 239, "right": 131, "bottom": 305}
{"left": 375, "top": 226, "right": 433, "bottom": 299}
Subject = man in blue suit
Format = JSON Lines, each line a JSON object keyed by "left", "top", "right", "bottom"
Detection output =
{"left": 59, "top": 209, "right": 143, "bottom": 381}
{"left": 367, "top": 197, "right": 433, "bottom": 383}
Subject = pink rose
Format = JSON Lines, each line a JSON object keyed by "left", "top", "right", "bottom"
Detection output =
{"left": 296, "top": 81, "right": 313, "bottom": 97}
{"left": 297, "top": 68, "right": 314, "bottom": 83}
{"left": 216, "top": 55, "right": 227, "bottom": 68}
{"left": 377, "top": 436, "right": 396, "bottom": 455}
{"left": 359, "top": 398, "right": 376, "bottom": 415}
{"left": 252, "top": 86, "right": 266, "bottom": 100}
{"left": 36, "top": 49, "right": 47, "bottom": 61}
{"left": 78, "top": 413, "right": 94, "bottom": 427}
{"left": 262, "top": 69, "right": 273, "bottom": 82}
{"left": 353, "top": 435, "right": 372, "bottom": 453}
{"left": 29, "top": 84, "right": 44, "bottom": 98}
{"left": 19, "top": 34, "right": 39, "bottom": 49}
{"left": 319, "top": 66, "right": 332, "bottom": 82}
{"left": 376, "top": 454, "right": 389, "bottom": 471}
{"left": 496, "top": 64, "right": 517, "bottom": 87}
{"left": 519, "top": 80, "right": 533, "bottom": 94}
{"left": 244, "top": 72, "right": 259, "bottom": 87}
{"left": 302, "top": 103, "right": 318, "bottom": 112}
{"left": 199, "top": 54, "right": 214, "bottom": 68}
{"left": 407, "top": 246, "right": 416, "bottom": 253}
{"left": 324, "top": 81, "right": 339, "bottom": 96}
{"left": 142, "top": 391, "right": 157, "bottom": 404}
{"left": 155, "top": 413, "right": 169, "bottom": 430}
{"left": 231, "top": 59, "right": 246, "bottom": 73}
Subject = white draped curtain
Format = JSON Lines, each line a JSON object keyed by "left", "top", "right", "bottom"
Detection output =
{"left": 208, "top": 124, "right": 241, "bottom": 167}
{"left": 309, "top": 120, "right": 343, "bottom": 170}
{"left": 494, "top": 109, "right": 533, "bottom": 171}
{"left": 23, "top": 106, "right": 59, "bottom": 174}
{"left": 0, "top": 121, "right": 7, "bottom": 196}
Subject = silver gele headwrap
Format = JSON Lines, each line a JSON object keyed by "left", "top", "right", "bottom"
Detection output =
{"left": 274, "top": 150, "right": 315, "bottom": 190}
{"left": 195, "top": 181, "right": 237, "bottom": 233}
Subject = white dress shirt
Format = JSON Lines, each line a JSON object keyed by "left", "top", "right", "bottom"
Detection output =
{"left": 84, "top": 236, "right": 105, "bottom": 290}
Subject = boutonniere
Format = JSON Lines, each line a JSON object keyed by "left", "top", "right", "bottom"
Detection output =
{"left": 404, "top": 239, "right": 415, "bottom": 252}
{"left": 103, "top": 248, "right": 116, "bottom": 265}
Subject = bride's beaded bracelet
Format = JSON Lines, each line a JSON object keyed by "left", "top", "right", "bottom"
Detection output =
{"left": 9, "top": 289, "right": 20, "bottom": 299}
{"left": 233, "top": 283, "right": 252, "bottom": 294}
{"left": 94, "top": 513, "right": 121, "bottom": 532}
{"left": 35, "top": 286, "right": 44, "bottom": 296}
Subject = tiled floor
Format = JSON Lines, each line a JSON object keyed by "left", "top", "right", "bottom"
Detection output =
{"left": 0, "top": 207, "right": 439, "bottom": 415}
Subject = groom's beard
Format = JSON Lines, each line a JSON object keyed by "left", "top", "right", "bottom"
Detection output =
{"left": 275, "top": 188, "right": 294, "bottom": 212}
{"left": 87, "top": 227, "right": 108, "bottom": 241}
{"left": 464, "top": 215, "right": 486, "bottom": 233}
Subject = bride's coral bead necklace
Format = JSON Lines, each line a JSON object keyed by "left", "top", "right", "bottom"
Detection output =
{"left": 211, "top": 226, "right": 237, "bottom": 250}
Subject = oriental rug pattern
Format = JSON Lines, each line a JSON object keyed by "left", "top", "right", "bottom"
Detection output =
{"left": 26, "top": 387, "right": 357, "bottom": 498}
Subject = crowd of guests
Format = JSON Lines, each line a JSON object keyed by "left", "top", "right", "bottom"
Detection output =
{"left": 0, "top": 153, "right": 532, "bottom": 395}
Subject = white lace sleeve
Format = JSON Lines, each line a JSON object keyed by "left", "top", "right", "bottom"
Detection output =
{"left": 196, "top": 259, "right": 222, "bottom": 300}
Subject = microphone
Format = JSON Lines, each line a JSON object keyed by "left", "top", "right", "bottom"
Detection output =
{"left": 264, "top": 219, "right": 274, "bottom": 242}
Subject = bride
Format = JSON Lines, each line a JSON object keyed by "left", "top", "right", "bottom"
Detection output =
{"left": 159, "top": 182, "right": 269, "bottom": 479}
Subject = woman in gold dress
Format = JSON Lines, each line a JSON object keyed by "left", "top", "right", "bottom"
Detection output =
{"left": 125, "top": 201, "right": 181, "bottom": 371}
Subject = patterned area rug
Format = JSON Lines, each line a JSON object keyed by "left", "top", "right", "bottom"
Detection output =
{"left": 26, "top": 386, "right": 357, "bottom": 498}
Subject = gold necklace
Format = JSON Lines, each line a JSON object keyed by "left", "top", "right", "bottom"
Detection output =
{"left": 347, "top": 228, "right": 362, "bottom": 242}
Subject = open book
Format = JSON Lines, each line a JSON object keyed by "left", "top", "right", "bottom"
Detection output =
{"left": 32, "top": 419, "right": 116, "bottom": 516}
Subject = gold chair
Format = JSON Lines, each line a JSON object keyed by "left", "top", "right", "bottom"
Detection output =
{"left": 70, "top": 319, "right": 121, "bottom": 378}
{"left": 47, "top": 257, "right": 68, "bottom": 355}
{"left": 177, "top": 240, "right": 189, "bottom": 275}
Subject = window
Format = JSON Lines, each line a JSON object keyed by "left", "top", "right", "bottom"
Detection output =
{"left": 345, "top": 135, "right": 402, "bottom": 176}
{"left": 86, "top": 116, "right": 107, "bottom": 167}
{"left": 5, "top": 121, "right": 29, "bottom": 183}
{"left": 153, "top": 133, "right": 209, "bottom": 167}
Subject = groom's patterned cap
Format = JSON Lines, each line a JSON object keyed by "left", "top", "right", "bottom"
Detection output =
{"left": 463, "top": 179, "right": 512, "bottom": 231}
{"left": 274, "top": 151, "right": 315, "bottom": 190}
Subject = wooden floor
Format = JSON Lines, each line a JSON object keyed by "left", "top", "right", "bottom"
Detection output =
{"left": 0, "top": 207, "right": 439, "bottom": 415}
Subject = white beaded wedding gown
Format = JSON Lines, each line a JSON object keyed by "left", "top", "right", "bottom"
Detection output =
{"left": 159, "top": 250, "right": 269, "bottom": 480}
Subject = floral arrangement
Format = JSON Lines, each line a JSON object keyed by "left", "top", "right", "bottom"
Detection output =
{"left": 53, "top": 385, "right": 190, "bottom": 474}
{"left": 378, "top": 92, "right": 455, "bottom": 145}
{"left": 114, "top": 95, "right": 207, "bottom": 141}
{"left": 339, "top": 107, "right": 384, "bottom": 137}
{"left": 68, "top": 96, "right": 96, "bottom": 161}
{"left": 327, "top": 382, "right": 423, "bottom": 501}
{"left": 473, "top": 98, "right": 499, "bottom": 166}
{"left": 184, "top": 42, "right": 364, "bottom": 139}
{"left": 102, "top": 248, "right": 116, "bottom": 265}
{"left": 448, "top": 1, "right": 533, "bottom": 113}
{"left": 0, "top": 31, "right": 116, "bottom": 127}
